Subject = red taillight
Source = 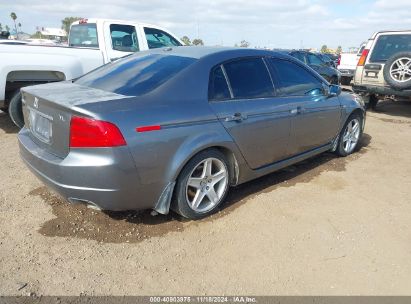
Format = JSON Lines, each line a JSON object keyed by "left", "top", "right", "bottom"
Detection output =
{"left": 69, "top": 116, "right": 126, "bottom": 148}
{"left": 79, "top": 19, "right": 88, "bottom": 24}
{"left": 357, "top": 49, "right": 369, "bottom": 66}
{"left": 337, "top": 55, "right": 341, "bottom": 66}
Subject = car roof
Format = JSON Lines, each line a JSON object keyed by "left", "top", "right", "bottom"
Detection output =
{"left": 371, "top": 30, "right": 411, "bottom": 39}
{"left": 143, "top": 46, "right": 290, "bottom": 60}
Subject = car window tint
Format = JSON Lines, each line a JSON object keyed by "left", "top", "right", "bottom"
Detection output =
{"left": 307, "top": 53, "right": 324, "bottom": 65}
{"left": 291, "top": 52, "right": 306, "bottom": 63}
{"left": 270, "top": 59, "right": 323, "bottom": 96}
{"left": 75, "top": 54, "right": 196, "bottom": 96}
{"left": 69, "top": 24, "right": 99, "bottom": 48}
{"left": 110, "top": 24, "right": 139, "bottom": 52}
{"left": 144, "top": 27, "right": 182, "bottom": 49}
{"left": 370, "top": 34, "right": 411, "bottom": 62}
{"left": 223, "top": 58, "right": 274, "bottom": 99}
{"left": 209, "top": 66, "right": 231, "bottom": 101}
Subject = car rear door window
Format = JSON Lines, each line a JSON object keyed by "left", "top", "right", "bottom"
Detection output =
{"left": 209, "top": 66, "right": 231, "bottom": 101}
{"left": 144, "top": 27, "right": 181, "bottom": 49}
{"left": 270, "top": 59, "right": 323, "bottom": 96}
{"left": 223, "top": 57, "right": 274, "bottom": 99}
{"left": 370, "top": 34, "right": 411, "bottom": 62}
{"left": 109, "top": 24, "right": 139, "bottom": 52}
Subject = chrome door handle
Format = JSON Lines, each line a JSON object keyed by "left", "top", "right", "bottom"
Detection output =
{"left": 225, "top": 113, "right": 247, "bottom": 122}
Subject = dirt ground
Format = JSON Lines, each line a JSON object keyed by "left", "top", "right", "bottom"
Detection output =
{"left": 0, "top": 98, "right": 411, "bottom": 296}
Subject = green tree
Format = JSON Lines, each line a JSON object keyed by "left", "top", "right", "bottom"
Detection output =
{"left": 192, "top": 38, "right": 204, "bottom": 46}
{"left": 240, "top": 40, "right": 250, "bottom": 48}
{"left": 61, "top": 17, "right": 82, "bottom": 34}
{"left": 336, "top": 46, "right": 342, "bottom": 54}
{"left": 180, "top": 36, "right": 191, "bottom": 45}
{"left": 5, "top": 25, "right": 10, "bottom": 32}
{"left": 10, "top": 12, "right": 18, "bottom": 38}
{"left": 320, "top": 45, "right": 328, "bottom": 53}
{"left": 0, "top": 23, "right": 2, "bottom": 31}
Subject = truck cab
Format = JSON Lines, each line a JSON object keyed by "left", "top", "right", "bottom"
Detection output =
{"left": 0, "top": 18, "right": 183, "bottom": 128}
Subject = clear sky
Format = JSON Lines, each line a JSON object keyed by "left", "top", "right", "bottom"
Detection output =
{"left": 1, "top": 0, "right": 411, "bottom": 50}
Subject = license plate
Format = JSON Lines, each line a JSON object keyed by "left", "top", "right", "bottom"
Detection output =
{"left": 28, "top": 108, "right": 53, "bottom": 143}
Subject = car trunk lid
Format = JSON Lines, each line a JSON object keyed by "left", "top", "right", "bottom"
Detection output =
{"left": 21, "top": 82, "right": 128, "bottom": 158}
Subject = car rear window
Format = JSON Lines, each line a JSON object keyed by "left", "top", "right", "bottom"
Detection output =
{"left": 75, "top": 54, "right": 196, "bottom": 96}
{"left": 370, "top": 34, "right": 411, "bottom": 62}
{"left": 69, "top": 24, "right": 99, "bottom": 48}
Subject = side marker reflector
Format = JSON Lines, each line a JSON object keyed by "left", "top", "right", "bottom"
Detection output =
{"left": 136, "top": 125, "right": 161, "bottom": 132}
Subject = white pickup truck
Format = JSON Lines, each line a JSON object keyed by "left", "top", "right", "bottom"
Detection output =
{"left": 337, "top": 44, "right": 365, "bottom": 85}
{"left": 0, "top": 18, "right": 183, "bottom": 127}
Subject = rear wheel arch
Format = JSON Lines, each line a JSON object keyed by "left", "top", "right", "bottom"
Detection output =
{"left": 173, "top": 145, "right": 240, "bottom": 187}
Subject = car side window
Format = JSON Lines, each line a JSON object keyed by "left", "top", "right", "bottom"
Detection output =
{"left": 291, "top": 52, "right": 306, "bottom": 64}
{"left": 110, "top": 24, "right": 139, "bottom": 52}
{"left": 209, "top": 66, "right": 231, "bottom": 101}
{"left": 269, "top": 58, "right": 324, "bottom": 96}
{"left": 307, "top": 53, "right": 324, "bottom": 65}
{"left": 223, "top": 57, "right": 274, "bottom": 99}
{"left": 144, "top": 27, "right": 181, "bottom": 49}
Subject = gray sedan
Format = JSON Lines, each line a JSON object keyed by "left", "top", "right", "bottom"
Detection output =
{"left": 18, "top": 47, "right": 365, "bottom": 219}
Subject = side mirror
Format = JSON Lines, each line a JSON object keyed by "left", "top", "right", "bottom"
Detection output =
{"left": 328, "top": 84, "right": 341, "bottom": 97}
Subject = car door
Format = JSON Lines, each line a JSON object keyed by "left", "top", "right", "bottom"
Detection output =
{"left": 103, "top": 22, "right": 143, "bottom": 61}
{"left": 208, "top": 57, "right": 293, "bottom": 169}
{"left": 268, "top": 58, "right": 342, "bottom": 156}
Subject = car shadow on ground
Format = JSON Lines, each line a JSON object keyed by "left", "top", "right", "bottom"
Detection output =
{"left": 0, "top": 111, "right": 19, "bottom": 134}
{"left": 35, "top": 133, "right": 372, "bottom": 243}
{"left": 371, "top": 98, "right": 411, "bottom": 119}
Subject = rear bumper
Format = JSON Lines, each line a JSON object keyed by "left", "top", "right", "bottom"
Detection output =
{"left": 338, "top": 69, "right": 355, "bottom": 77}
{"left": 352, "top": 84, "right": 411, "bottom": 97}
{"left": 18, "top": 128, "right": 160, "bottom": 211}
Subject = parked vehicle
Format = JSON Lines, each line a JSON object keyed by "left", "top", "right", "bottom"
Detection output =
{"left": 318, "top": 53, "right": 338, "bottom": 68}
{"left": 353, "top": 30, "right": 411, "bottom": 109}
{"left": 338, "top": 44, "right": 365, "bottom": 85}
{"left": 278, "top": 50, "right": 341, "bottom": 84}
{"left": 18, "top": 47, "right": 365, "bottom": 219}
{"left": 0, "top": 18, "right": 182, "bottom": 128}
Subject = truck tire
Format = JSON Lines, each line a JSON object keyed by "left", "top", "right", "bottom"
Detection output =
{"left": 383, "top": 52, "right": 411, "bottom": 90}
{"left": 9, "top": 91, "right": 24, "bottom": 129}
{"left": 340, "top": 76, "right": 352, "bottom": 86}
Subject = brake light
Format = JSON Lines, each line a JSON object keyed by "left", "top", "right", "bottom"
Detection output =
{"left": 69, "top": 116, "right": 126, "bottom": 148}
{"left": 337, "top": 55, "right": 341, "bottom": 67}
{"left": 79, "top": 19, "right": 88, "bottom": 24}
{"left": 357, "top": 49, "right": 369, "bottom": 66}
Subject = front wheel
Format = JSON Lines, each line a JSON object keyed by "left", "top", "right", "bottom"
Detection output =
{"left": 9, "top": 91, "right": 24, "bottom": 129}
{"left": 173, "top": 149, "right": 230, "bottom": 220}
{"left": 335, "top": 113, "right": 363, "bottom": 157}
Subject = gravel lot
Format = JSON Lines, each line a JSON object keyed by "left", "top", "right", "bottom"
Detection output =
{"left": 0, "top": 98, "right": 411, "bottom": 296}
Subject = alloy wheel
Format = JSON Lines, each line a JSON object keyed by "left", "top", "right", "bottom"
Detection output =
{"left": 390, "top": 57, "right": 411, "bottom": 83}
{"left": 342, "top": 118, "right": 360, "bottom": 154}
{"left": 185, "top": 157, "right": 228, "bottom": 213}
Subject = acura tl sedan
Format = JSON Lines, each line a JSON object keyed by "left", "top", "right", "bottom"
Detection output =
{"left": 18, "top": 47, "right": 365, "bottom": 219}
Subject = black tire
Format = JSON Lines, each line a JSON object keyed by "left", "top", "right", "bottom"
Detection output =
{"left": 335, "top": 112, "right": 363, "bottom": 157}
{"left": 383, "top": 52, "right": 411, "bottom": 90}
{"left": 172, "top": 149, "right": 230, "bottom": 220}
{"left": 330, "top": 76, "right": 339, "bottom": 85}
{"left": 366, "top": 94, "right": 378, "bottom": 110}
{"left": 340, "top": 76, "right": 352, "bottom": 86}
{"left": 9, "top": 91, "right": 24, "bottom": 128}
